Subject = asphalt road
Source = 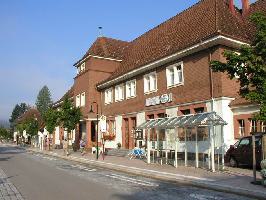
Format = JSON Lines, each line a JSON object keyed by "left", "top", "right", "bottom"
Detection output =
{"left": 0, "top": 144, "right": 255, "bottom": 200}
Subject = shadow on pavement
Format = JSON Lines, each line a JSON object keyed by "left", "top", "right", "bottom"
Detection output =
{"left": 0, "top": 156, "right": 12, "bottom": 162}
{"left": 0, "top": 146, "right": 25, "bottom": 155}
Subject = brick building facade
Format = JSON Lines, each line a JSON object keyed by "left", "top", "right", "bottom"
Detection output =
{"left": 54, "top": 0, "right": 266, "bottom": 151}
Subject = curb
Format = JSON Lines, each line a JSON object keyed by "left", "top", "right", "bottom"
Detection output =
{"left": 27, "top": 148, "right": 266, "bottom": 200}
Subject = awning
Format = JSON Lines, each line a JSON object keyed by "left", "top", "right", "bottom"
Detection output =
{"left": 136, "top": 112, "right": 227, "bottom": 130}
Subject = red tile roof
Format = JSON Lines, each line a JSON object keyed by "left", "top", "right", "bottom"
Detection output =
{"left": 53, "top": 86, "right": 74, "bottom": 108}
{"left": 250, "top": 0, "right": 266, "bottom": 14}
{"left": 74, "top": 37, "right": 129, "bottom": 66}
{"left": 16, "top": 108, "right": 44, "bottom": 128}
{"left": 99, "top": 0, "right": 255, "bottom": 84}
{"left": 229, "top": 96, "right": 252, "bottom": 107}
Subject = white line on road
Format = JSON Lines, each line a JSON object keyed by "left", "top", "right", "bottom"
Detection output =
{"left": 105, "top": 173, "right": 159, "bottom": 187}
{"left": 70, "top": 164, "right": 96, "bottom": 172}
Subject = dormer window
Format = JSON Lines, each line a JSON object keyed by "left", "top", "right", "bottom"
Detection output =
{"left": 81, "top": 63, "right": 85, "bottom": 71}
{"left": 77, "top": 62, "right": 86, "bottom": 74}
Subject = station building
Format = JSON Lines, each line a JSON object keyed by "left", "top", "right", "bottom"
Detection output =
{"left": 54, "top": 0, "right": 266, "bottom": 155}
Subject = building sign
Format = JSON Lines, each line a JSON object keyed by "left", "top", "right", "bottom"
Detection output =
{"left": 145, "top": 93, "right": 172, "bottom": 107}
{"left": 99, "top": 115, "right": 107, "bottom": 132}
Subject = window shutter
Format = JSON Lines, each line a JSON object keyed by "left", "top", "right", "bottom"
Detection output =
{"left": 144, "top": 77, "right": 148, "bottom": 93}
{"left": 150, "top": 75, "right": 154, "bottom": 91}
{"left": 174, "top": 66, "right": 179, "bottom": 84}
{"left": 115, "top": 87, "right": 118, "bottom": 101}
{"left": 166, "top": 68, "right": 171, "bottom": 87}
{"left": 132, "top": 81, "right": 136, "bottom": 97}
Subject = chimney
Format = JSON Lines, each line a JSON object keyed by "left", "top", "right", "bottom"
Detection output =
{"left": 229, "top": 0, "right": 236, "bottom": 16}
{"left": 241, "top": 0, "right": 250, "bottom": 16}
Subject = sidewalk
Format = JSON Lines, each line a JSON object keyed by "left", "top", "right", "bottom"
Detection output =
{"left": 28, "top": 147, "right": 266, "bottom": 200}
{"left": 0, "top": 167, "right": 24, "bottom": 200}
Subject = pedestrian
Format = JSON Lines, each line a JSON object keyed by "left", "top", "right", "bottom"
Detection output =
{"left": 79, "top": 139, "right": 86, "bottom": 156}
{"left": 63, "top": 138, "right": 69, "bottom": 156}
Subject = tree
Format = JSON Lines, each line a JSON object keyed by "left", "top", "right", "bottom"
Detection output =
{"left": 36, "top": 85, "right": 53, "bottom": 117}
{"left": 0, "top": 127, "right": 12, "bottom": 140}
{"left": 44, "top": 108, "right": 59, "bottom": 135}
{"left": 9, "top": 103, "right": 29, "bottom": 130}
{"left": 58, "top": 97, "right": 82, "bottom": 142}
{"left": 44, "top": 108, "right": 59, "bottom": 150}
{"left": 24, "top": 118, "right": 39, "bottom": 137}
{"left": 211, "top": 13, "right": 266, "bottom": 121}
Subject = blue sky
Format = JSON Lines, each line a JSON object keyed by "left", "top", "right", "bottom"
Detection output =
{"left": 0, "top": 0, "right": 256, "bottom": 121}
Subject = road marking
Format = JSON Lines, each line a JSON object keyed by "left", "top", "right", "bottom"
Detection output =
{"left": 190, "top": 194, "right": 224, "bottom": 200}
{"left": 89, "top": 160, "right": 214, "bottom": 182}
{"left": 34, "top": 154, "right": 57, "bottom": 161}
{"left": 70, "top": 164, "right": 96, "bottom": 172}
{"left": 105, "top": 173, "right": 159, "bottom": 187}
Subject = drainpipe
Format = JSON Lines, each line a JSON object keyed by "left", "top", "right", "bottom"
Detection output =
{"left": 209, "top": 49, "right": 216, "bottom": 172}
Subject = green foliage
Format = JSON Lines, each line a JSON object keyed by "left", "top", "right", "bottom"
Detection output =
{"left": 36, "top": 85, "right": 53, "bottom": 117}
{"left": 9, "top": 103, "right": 29, "bottom": 129}
{"left": 24, "top": 118, "right": 39, "bottom": 137}
{"left": 44, "top": 108, "right": 59, "bottom": 134}
{"left": 58, "top": 97, "right": 82, "bottom": 134}
{"left": 0, "top": 127, "right": 12, "bottom": 139}
{"left": 16, "top": 123, "right": 25, "bottom": 135}
{"left": 211, "top": 13, "right": 266, "bottom": 121}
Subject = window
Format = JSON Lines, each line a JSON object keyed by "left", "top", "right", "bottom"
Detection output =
{"left": 238, "top": 138, "right": 250, "bottom": 147}
{"left": 107, "top": 120, "right": 116, "bottom": 134}
{"left": 80, "top": 92, "right": 85, "bottom": 107}
{"left": 250, "top": 119, "right": 257, "bottom": 133}
{"left": 166, "top": 62, "right": 184, "bottom": 87}
{"left": 238, "top": 119, "right": 245, "bottom": 137}
{"left": 126, "top": 80, "right": 136, "bottom": 98}
{"left": 80, "top": 63, "right": 85, "bottom": 71}
{"left": 144, "top": 72, "right": 157, "bottom": 93}
{"left": 75, "top": 94, "right": 80, "bottom": 107}
{"left": 261, "top": 122, "right": 266, "bottom": 132}
{"left": 194, "top": 107, "right": 205, "bottom": 114}
{"left": 180, "top": 109, "right": 190, "bottom": 115}
{"left": 115, "top": 84, "right": 124, "bottom": 102}
{"left": 105, "top": 89, "right": 113, "bottom": 104}
{"left": 77, "top": 62, "right": 85, "bottom": 74}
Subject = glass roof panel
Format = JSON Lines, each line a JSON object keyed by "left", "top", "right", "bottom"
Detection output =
{"left": 136, "top": 112, "right": 227, "bottom": 129}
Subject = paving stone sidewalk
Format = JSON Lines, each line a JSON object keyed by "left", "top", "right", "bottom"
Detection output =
{"left": 0, "top": 168, "right": 24, "bottom": 200}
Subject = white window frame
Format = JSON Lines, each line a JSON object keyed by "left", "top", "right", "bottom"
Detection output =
{"left": 166, "top": 61, "right": 184, "bottom": 88}
{"left": 144, "top": 72, "right": 157, "bottom": 94}
{"left": 80, "top": 62, "right": 85, "bottom": 72}
{"left": 126, "top": 79, "right": 136, "bottom": 99}
{"left": 250, "top": 119, "right": 257, "bottom": 133}
{"left": 238, "top": 119, "right": 245, "bottom": 137}
{"left": 76, "top": 94, "right": 80, "bottom": 107}
{"left": 115, "top": 84, "right": 124, "bottom": 102}
{"left": 80, "top": 92, "right": 85, "bottom": 107}
{"left": 261, "top": 122, "right": 266, "bottom": 132}
{"left": 105, "top": 88, "right": 113, "bottom": 104}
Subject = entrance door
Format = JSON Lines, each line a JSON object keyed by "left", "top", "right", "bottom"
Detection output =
{"left": 124, "top": 119, "right": 129, "bottom": 149}
{"left": 91, "top": 121, "right": 96, "bottom": 142}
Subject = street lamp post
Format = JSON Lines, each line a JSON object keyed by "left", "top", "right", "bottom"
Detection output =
{"left": 89, "top": 101, "right": 99, "bottom": 160}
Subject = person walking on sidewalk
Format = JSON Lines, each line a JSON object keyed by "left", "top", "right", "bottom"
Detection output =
{"left": 63, "top": 138, "right": 69, "bottom": 156}
{"left": 79, "top": 139, "right": 86, "bottom": 156}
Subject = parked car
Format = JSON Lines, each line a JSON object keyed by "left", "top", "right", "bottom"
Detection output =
{"left": 225, "top": 132, "right": 265, "bottom": 168}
